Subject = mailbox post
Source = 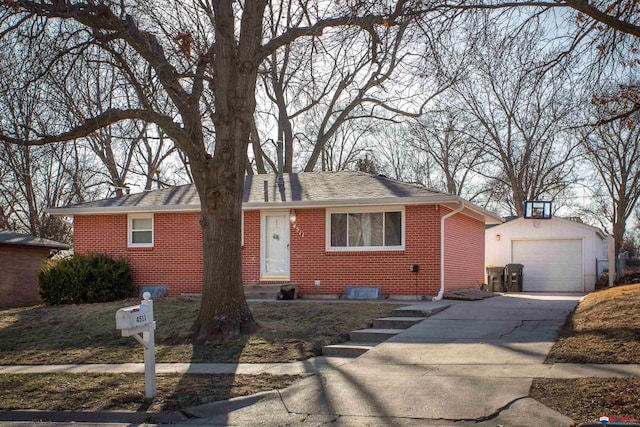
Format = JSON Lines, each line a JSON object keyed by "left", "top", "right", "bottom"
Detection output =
{"left": 115, "top": 292, "right": 156, "bottom": 399}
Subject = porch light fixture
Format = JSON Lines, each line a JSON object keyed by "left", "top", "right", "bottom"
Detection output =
{"left": 496, "top": 234, "right": 501, "bottom": 241}
{"left": 289, "top": 210, "right": 297, "bottom": 224}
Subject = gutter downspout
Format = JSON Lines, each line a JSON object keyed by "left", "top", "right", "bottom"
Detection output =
{"left": 433, "top": 200, "right": 465, "bottom": 301}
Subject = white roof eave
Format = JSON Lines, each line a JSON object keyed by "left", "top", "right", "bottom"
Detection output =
{"left": 487, "top": 216, "right": 608, "bottom": 238}
{"left": 45, "top": 204, "right": 202, "bottom": 216}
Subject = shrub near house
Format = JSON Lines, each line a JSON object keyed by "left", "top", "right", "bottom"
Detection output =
{"left": 38, "top": 254, "right": 134, "bottom": 304}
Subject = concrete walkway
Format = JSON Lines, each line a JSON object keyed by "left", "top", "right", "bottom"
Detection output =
{"left": 3, "top": 360, "right": 640, "bottom": 379}
{"left": 2, "top": 293, "right": 639, "bottom": 426}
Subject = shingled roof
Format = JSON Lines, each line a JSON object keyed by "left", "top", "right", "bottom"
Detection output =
{"left": 0, "top": 230, "right": 70, "bottom": 250}
{"left": 244, "top": 172, "right": 443, "bottom": 204}
{"left": 47, "top": 171, "right": 502, "bottom": 223}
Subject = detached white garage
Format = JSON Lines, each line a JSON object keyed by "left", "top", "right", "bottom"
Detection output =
{"left": 486, "top": 217, "right": 611, "bottom": 292}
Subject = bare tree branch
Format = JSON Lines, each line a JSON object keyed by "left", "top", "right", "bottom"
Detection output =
{"left": 0, "top": 108, "right": 186, "bottom": 146}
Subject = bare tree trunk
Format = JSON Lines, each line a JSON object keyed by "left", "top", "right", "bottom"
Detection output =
{"left": 194, "top": 177, "right": 256, "bottom": 338}
{"left": 305, "top": 135, "right": 330, "bottom": 172}
{"left": 191, "top": 114, "right": 258, "bottom": 338}
{"left": 250, "top": 118, "right": 267, "bottom": 174}
{"left": 189, "top": 0, "right": 265, "bottom": 338}
{"left": 191, "top": 153, "right": 259, "bottom": 337}
{"left": 613, "top": 218, "right": 625, "bottom": 256}
{"left": 512, "top": 187, "right": 527, "bottom": 217}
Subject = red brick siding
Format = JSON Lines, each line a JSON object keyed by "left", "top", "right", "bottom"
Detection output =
{"left": 241, "top": 206, "right": 442, "bottom": 297}
{"left": 74, "top": 213, "right": 203, "bottom": 296}
{"left": 0, "top": 245, "right": 51, "bottom": 308}
{"left": 73, "top": 205, "right": 485, "bottom": 297}
{"left": 443, "top": 207, "right": 485, "bottom": 290}
{"left": 241, "top": 210, "right": 261, "bottom": 283}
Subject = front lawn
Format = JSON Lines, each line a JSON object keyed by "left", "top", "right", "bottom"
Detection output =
{"left": 530, "top": 377, "right": 640, "bottom": 425}
{"left": 546, "top": 283, "right": 640, "bottom": 364}
{"left": 0, "top": 372, "right": 304, "bottom": 413}
{"left": 0, "top": 299, "right": 401, "bottom": 364}
{"left": 530, "top": 284, "right": 640, "bottom": 425}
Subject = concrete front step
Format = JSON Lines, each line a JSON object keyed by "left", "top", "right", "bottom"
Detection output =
{"left": 244, "top": 284, "right": 297, "bottom": 300}
{"left": 392, "top": 304, "right": 450, "bottom": 318}
{"left": 322, "top": 342, "right": 378, "bottom": 358}
{"left": 373, "top": 316, "right": 426, "bottom": 329}
{"left": 244, "top": 290, "right": 281, "bottom": 300}
{"left": 350, "top": 328, "right": 402, "bottom": 343}
{"left": 244, "top": 284, "right": 281, "bottom": 300}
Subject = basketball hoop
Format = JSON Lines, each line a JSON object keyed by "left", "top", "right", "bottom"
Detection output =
{"left": 524, "top": 201, "right": 552, "bottom": 220}
{"left": 532, "top": 218, "right": 541, "bottom": 228}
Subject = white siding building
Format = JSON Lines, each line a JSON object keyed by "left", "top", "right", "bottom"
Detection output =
{"left": 485, "top": 217, "right": 612, "bottom": 292}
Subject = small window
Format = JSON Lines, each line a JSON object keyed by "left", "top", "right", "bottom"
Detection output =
{"left": 327, "top": 208, "right": 404, "bottom": 251}
{"left": 128, "top": 214, "right": 153, "bottom": 247}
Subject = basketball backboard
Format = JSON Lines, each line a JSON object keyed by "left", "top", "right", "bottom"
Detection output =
{"left": 524, "top": 201, "right": 552, "bottom": 219}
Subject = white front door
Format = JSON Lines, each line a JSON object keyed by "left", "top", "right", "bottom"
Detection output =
{"left": 261, "top": 211, "right": 290, "bottom": 280}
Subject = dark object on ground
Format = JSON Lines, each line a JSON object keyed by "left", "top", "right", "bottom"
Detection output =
{"left": 280, "top": 286, "right": 296, "bottom": 300}
{"left": 504, "top": 263, "right": 524, "bottom": 292}
{"left": 486, "top": 266, "right": 504, "bottom": 292}
{"left": 444, "top": 288, "right": 494, "bottom": 301}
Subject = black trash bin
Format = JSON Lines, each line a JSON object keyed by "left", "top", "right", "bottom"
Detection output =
{"left": 505, "top": 264, "right": 524, "bottom": 292}
{"left": 486, "top": 266, "right": 505, "bottom": 292}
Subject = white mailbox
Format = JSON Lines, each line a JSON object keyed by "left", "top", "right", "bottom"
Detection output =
{"left": 116, "top": 304, "right": 153, "bottom": 331}
{"left": 115, "top": 292, "right": 156, "bottom": 399}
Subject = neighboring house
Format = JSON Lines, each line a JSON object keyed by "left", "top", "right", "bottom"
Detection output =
{"left": 485, "top": 217, "right": 613, "bottom": 293}
{"left": 48, "top": 172, "right": 502, "bottom": 299}
{"left": 0, "top": 230, "right": 70, "bottom": 309}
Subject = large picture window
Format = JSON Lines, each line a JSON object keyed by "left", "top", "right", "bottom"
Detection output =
{"left": 327, "top": 208, "right": 404, "bottom": 251}
{"left": 128, "top": 214, "right": 154, "bottom": 247}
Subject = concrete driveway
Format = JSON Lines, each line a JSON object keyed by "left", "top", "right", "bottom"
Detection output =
{"left": 182, "top": 293, "right": 583, "bottom": 426}
{"left": 362, "top": 292, "right": 579, "bottom": 365}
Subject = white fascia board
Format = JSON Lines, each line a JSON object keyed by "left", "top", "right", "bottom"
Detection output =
{"left": 45, "top": 204, "right": 201, "bottom": 216}
{"left": 47, "top": 195, "right": 503, "bottom": 224}
{"left": 489, "top": 216, "right": 608, "bottom": 239}
{"left": 553, "top": 216, "right": 608, "bottom": 239}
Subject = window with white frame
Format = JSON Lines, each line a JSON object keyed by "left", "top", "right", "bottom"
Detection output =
{"left": 128, "top": 214, "right": 154, "bottom": 247}
{"left": 327, "top": 207, "right": 404, "bottom": 251}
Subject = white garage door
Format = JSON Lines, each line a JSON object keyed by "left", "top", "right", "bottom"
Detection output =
{"left": 512, "top": 239, "right": 583, "bottom": 292}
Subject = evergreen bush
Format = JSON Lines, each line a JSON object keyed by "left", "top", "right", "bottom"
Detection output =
{"left": 38, "top": 254, "right": 134, "bottom": 304}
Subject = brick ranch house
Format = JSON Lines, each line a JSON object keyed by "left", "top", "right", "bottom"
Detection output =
{"left": 0, "top": 230, "right": 70, "bottom": 309}
{"left": 48, "top": 172, "right": 502, "bottom": 299}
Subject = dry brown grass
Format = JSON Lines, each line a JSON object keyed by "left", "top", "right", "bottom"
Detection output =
{"left": 530, "top": 284, "right": 640, "bottom": 425}
{"left": 546, "top": 283, "right": 640, "bottom": 364}
{"left": 0, "top": 373, "right": 304, "bottom": 413}
{"left": 0, "top": 299, "right": 401, "bottom": 365}
{"left": 530, "top": 377, "right": 640, "bottom": 425}
{"left": 0, "top": 299, "right": 397, "bottom": 414}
